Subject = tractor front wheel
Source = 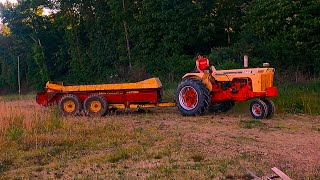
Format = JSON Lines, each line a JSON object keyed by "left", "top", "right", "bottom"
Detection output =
{"left": 175, "top": 79, "right": 211, "bottom": 116}
{"left": 263, "top": 99, "right": 275, "bottom": 118}
{"left": 59, "top": 94, "right": 82, "bottom": 116}
{"left": 250, "top": 99, "right": 268, "bottom": 119}
{"left": 84, "top": 94, "right": 108, "bottom": 117}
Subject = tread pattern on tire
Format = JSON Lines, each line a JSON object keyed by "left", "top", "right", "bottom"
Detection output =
{"left": 175, "top": 78, "right": 211, "bottom": 116}
{"left": 58, "top": 94, "right": 82, "bottom": 116}
{"left": 263, "top": 99, "right": 275, "bottom": 118}
{"left": 250, "top": 99, "right": 268, "bottom": 119}
{"left": 84, "top": 94, "right": 108, "bottom": 117}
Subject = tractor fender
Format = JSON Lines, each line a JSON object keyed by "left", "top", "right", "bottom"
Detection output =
{"left": 182, "top": 73, "right": 213, "bottom": 91}
{"left": 182, "top": 73, "right": 205, "bottom": 80}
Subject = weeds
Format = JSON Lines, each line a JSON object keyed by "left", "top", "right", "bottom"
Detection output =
{"left": 216, "top": 158, "right": 234, "bottom": 174}
{"left": 191, "top": 153, "right": 205, "bottom": 162}
{"left": 107, "top": 147, "right": 130, "bottom": 163}
{"left": 273, "top": 80, "right": 320, "bottom": 115}
{"left": 152, "top": 147, "right": 171, "bottom": 159}
{"left": 239, "top": 120, "right": 266, "bottom": 129}
{"left": 313, "top": 126, "right": 320, "bottom": 132}
{"left": 0, "top": 159, "right": 13, "bottom": 173}
{"left": 6, "top": 126, "right": 24, "bottom": 141}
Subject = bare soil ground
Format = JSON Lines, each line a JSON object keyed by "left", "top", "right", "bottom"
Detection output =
{"left": 0, "top": 100, "right": 320, "bottom": 179}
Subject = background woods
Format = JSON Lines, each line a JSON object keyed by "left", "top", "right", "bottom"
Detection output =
{"left": 0, "top": 0, "right": 319, "bottom": 91}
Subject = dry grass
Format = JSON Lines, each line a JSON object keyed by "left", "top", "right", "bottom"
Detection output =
{"left": 0, "top": 98, "right": 320, "bottom": 179}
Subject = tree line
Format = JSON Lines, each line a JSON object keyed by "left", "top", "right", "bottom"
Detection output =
{"left": 0, "top": 0, "right": 319, "bottom": 91}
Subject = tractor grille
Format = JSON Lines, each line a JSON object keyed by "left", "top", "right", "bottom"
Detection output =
{"left": 261, "top": 73, "right": 273, "bottom": 91}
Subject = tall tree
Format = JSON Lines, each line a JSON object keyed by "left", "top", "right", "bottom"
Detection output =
{"left": 241, "top": 0, "right": 320, "bottom": 77}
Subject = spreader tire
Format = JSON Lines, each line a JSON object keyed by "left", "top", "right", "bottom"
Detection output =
{"left": 59, "top": 94, "right": 82, "bottom": 116}
{"left": 262, "top": 99, "right": 275, "bottom": 118}
{"left": 250, "top": 99, "right": 268, "bottom": 119}
{"left": 84, "top": 94, "right": 108, "bottom": 117}
{"left": 175, "top": 79, "right": 211, "bottom": 116}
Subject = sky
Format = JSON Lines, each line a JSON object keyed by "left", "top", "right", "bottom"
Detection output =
{"left": 0, "top": 0, "right": 18, "bottom": 4}
{"left": 0, "top": 0, "right": 52, "bottom": 16}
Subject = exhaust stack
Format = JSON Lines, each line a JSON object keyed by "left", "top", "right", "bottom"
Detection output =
{"left": 244, "top": 55, "right": 248, "bottom": 68}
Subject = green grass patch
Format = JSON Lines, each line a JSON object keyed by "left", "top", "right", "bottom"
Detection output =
{"left": 6, "top": 126, "right": 24, "bottom": 141}
{"left": 0, "top": 93, "right": 35, "bottom": 101}
{"left": 0, "top": 159, "right": 13, "bottom": 173}
{"left": 107, "top": 147, "right": 131, "bottom": 163}
{"left": 190, "top": 153, "right": 205, "bottom": 162}
{"left": 239, "top": 120, "right": 266, "bottom": 129}
{"left": 273, "top": 80, "right": 320, "bottom": 115}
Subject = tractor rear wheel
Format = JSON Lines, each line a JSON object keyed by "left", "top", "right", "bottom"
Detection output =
{"left": 84, "top": 94, "right": 108, "bottom": 117}
{"left": 175, "top": 79, "right": 211, "bottom": 116}
{"left": 59, "top": 94, "right": 82, "bottom": 116}
{"left": 263, "top": 99, "right": 275, "bottom": 118}
{"left": 250, "top": 99, "right": 268, "bottom": 119}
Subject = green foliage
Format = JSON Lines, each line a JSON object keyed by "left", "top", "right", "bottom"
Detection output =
{"left": 273, "top": 80, "right": 320, "bottom": 115}
{"left": 242, "top": 0, "right": 320, "bottom": 75}
{"left": 0, "top": 0, "right": 319, "bottom": 91}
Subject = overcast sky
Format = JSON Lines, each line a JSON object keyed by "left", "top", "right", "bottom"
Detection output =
{"left": 0, "top": 0, "right": 18, "bottom": 4}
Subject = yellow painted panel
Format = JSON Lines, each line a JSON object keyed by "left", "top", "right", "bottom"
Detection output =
{"left": 109, "top": 102, "right": 175, "bottom": 109}
{"left": 46, "top": 78, "right": 162, "bottom": 92}
{"left": 182, "top": 67, "right": 275, "bottom": 93}
{"left": 158, "top": 102, "right": 176, "bottom": 107}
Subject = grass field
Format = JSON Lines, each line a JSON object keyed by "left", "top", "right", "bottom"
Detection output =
{"left": 0, "top": 97, "right": 320, "bottom": 179}
{"left": 0, "top": 81, "right": 319, "bottom": 179}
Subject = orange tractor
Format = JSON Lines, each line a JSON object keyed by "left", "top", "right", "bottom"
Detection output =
{"left": 175, "top": 64, "right": 277, "bottom": 119}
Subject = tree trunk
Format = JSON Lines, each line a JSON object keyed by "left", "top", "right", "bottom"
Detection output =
{"left": 122, "top": 0, "right": 132, "bottom": 69}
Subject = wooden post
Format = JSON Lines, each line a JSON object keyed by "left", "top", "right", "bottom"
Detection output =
{"left": 17, "top": 56, "right": 21, "bottom": 95}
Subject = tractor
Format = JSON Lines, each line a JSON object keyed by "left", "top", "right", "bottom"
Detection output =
{"left": 175, "top": 63, "right": 277, "bottom": 119}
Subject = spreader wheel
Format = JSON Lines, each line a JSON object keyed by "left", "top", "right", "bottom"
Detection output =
{"left": 262, "top": 99, "right": 275, "bottom": 118}
{"left": 59, "top": 94, "right": 82, "bottom": 116}
{"left": 84, "top": 94, "right": 108, "bottom": 117}
{"left": 175, "top": 79, "right": 211, "bottom": 116}
{"left": 250, "top": 99, "right": 268, "bottom": 119}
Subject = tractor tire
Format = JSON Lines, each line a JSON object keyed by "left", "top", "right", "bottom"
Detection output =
{"left": 262, "top": 99, "right": 275, "bottom": 118}
{"left": 209, "top": 101, "right": 235, "bottom": 113}
{"left": 84, "top": 94, "right": 108, "bottom": 117}
{"left": 175, "top": 79, "right": 211, "bottom": 116}
{"left": 250, "top": 99, "right": 268, "bottom": 119}
{"left": 59, "top": 94, "right": 82, "bottom": 116}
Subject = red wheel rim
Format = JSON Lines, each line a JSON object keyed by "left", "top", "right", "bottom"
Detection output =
{"left": 252, "top": 104, "right": 262, "bottom": 116}
{"left": 179, "top": 86, "right": 198, "bottom": 110}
